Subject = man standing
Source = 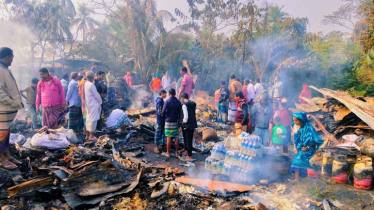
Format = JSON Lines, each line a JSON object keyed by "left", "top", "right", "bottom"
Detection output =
{"left": 66, "top": 72, "right": 83, "bottom": 133}
{"left": 20, "top": 78, "right": 39, "bottom": 130}
{"left": 106, "top": 69, "right": 116, "bottom": 103}
{"left": 124, "top": 71, "right": 133, "bottom": 89}
{"left": 254, "top": 78, "right": 264, "bottom": 103}
{"left": 179, "top": 67, "right": 194, "bottom": 98}
{"left": 247, "top": 79, "right": 255, "bottom": 108}
{"left": 162, "top": 71, "right": 171, "bottom": 90}
{"left": 180, "top": 93, "right": 198, "bottom": 161}
{"left": 36, "top": 68, "right": 66, "bottom": 129}
{"left": 154, "top": 90, "right": 167, "bottom": 154}
{"left": 90, "top": 63, "right": 99, "bottom": 73}
{"left": 162, "top": 88, "right": 182, "bottom": 158}
{"left": 61, "top": 73, "right": 69, "bottom": 96}
{"left": 234, "top": 91, "right": 249, "bottom": 132}
{"left": 0, "top": 47, "right": 23, "bottom": 169}
{"left": 149, "top": 72, "right": 162, "bottom": 103}
{"left": 217, "top": 81, "right": 229, "bottom": 124}
{"left": 251, "top": 91, "right": 273, "bottom": 146}
{"left": 228, "top": 75, "right": 242, "bottom": 123}
{"left": 94, "top": 71, "right": 107, "bottom": 131}
{"left": 272, "top": 76, "right": 283, "bottom": 101}
{"left": 94, "top": 71, "right": 108, "bottom": 98}
{"left": 84, "top": 71, "right": 102, "bottom": 141}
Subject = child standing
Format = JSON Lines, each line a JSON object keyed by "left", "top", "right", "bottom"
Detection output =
{"left": 271, "top": 116, "right": 288, "bottom": 154}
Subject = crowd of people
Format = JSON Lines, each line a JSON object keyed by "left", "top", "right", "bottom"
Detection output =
{"left": 215, "top": 74, "right": 322, "bottom": 183}
{"left": 0, "top": 46, "right": 323, "bottom": 183}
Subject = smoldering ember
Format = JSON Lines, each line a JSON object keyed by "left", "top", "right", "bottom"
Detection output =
{"left": 2, "top": 0, "right": 374, "bottom": 210}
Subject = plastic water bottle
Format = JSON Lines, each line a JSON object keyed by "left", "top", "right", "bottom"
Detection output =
{"left": 245, "top": 139, "right": 250, "bottom": 155}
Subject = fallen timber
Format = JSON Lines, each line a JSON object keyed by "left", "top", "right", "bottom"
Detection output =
{"left": 310, "top": 86, "right": 374, "bottom": 130}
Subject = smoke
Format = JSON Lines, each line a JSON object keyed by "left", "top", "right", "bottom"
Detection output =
{"left": 130, "top": 86, "right": 151, "bottom": 109}
{"left": 0, "top": 20, "right": 36, "bottom": 88}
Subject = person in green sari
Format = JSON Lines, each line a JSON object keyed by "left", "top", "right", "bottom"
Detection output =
{"left": 271, "top": 117, "right": 287, "bottom": 153}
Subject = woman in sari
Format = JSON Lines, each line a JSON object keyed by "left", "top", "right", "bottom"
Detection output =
{"left": 289, "top": 112, "right": 324, "bottom": 183}
{"left": 298, "top": 85, "right": 312, "bottom": 104}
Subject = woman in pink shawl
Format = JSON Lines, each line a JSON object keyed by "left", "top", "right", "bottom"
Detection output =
{"left": 299, "top": 85, "right": 312, "bottom": 104}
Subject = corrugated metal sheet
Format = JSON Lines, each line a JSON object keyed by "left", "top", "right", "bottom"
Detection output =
{"left": 310, "top": 86, "right": 374, "bottom": 130}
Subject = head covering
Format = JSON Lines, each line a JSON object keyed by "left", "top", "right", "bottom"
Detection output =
{"left": 291, "top": 112, "right": 324, "bottom": 169}
{"left": 155, "top": 72, "right": 160, "bottom": 78}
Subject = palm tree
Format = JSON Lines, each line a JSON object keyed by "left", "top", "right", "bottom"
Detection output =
{"left": 73, "top": 4, "right": 99, "bottom": 44}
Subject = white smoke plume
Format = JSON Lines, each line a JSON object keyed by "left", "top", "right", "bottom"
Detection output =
{"left": 0, "top": 20, "right": 36, "bottom": 88}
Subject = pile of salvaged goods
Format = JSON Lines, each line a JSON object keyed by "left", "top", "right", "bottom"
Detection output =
{"left": 293, "top": 86, "right": 374, "bottom": 190}
{"left": 204, "top": 125, "right": 290, "bottom": 184}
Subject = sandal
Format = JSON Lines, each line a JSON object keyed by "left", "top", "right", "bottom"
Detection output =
{"left": 8, "top": 156, "right": 21, "bottom": 165}
{"left": 0, "top": 160, "right": 18, "bottom": 170}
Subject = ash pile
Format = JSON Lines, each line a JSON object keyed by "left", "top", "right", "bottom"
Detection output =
{"left": 291, "top": 86, "right": 374, "bottom": 190}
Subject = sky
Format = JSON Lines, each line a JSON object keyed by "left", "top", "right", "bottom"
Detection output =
{"left": 73, "top": 0, "right": 350, "bottom": 34}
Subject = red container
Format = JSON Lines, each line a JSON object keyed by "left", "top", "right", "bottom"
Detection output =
{"left": 307, "top": 169, "right": 319, "bottom": 178}
{"left": 333, "top": 173, "right": 348, "bottom": 184}
{"left": 354, "top": 156, "right": 373, "bottom": 190}
{"left": 354, "top": 177, "right": 372, "bottom": 190}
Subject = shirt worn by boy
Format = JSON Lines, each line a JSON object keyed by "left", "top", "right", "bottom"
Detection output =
{"left": 271, "top": 124, "right": 287, "bottom": 145}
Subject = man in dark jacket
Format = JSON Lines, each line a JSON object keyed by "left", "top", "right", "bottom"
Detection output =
{"left": 180, "top": 93, "right": 197, "bottom": 160}
{"left": 94, "top": 71, "right": 107, "bottom": 131}
{"left": 162, "top": 88, "right": 182, "bottom": 158}
{"left": 217, "top": 81, "right": 229, "bottom": 124}
{"left": 154, "top": 90, "right": 167, "bottom": 154}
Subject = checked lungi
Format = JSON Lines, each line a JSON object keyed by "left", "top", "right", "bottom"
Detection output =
{"left": 217, "top": 104, "right": 228, "bottom": 123}
{"left": 0, "top": 111, "right": 17, "bottom": 154}
{"left": 154, "top": 125, "right": 165, "bottom": 146}
{"left": 42, "top": 105, "right": 62, "bottom": 128}
{"left": 68, "top": 105, "right": 83, "bottom": 132}
{"left": 228, "top": 102, "right": 237, "bottom": 122}
{"left": 165, "top": 122, "right": 179, "bottom": 138}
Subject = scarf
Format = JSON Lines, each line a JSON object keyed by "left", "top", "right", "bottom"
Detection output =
{"left": 293, "top": 112, "right": 324, "bottom": 150}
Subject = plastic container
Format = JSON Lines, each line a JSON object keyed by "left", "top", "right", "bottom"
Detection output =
{"left": 307, "top": 169, "right": 319, "bottom": 178}
{"left": 354, "top": 155, "right": 373, "bottom": 190}
{"left": 322, "top": 151, "right": 334, "bottom": 177}
{"left": 332, "top": 154, "right": 349, "bottom": 184}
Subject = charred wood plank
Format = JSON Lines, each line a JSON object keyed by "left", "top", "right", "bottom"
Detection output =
{"left": 8, "top": 177, "right": 54, "bottom": 198}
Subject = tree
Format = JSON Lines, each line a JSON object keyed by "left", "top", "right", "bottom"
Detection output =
{"left": 73, "top": 4, "right": 99, "bottom": 44}
{"left": 322, "top": 2, "right": 358, "bottom": 30}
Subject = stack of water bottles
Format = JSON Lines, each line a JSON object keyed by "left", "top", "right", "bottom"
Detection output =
{"left": 205, "top": 143, "right": 227, "bottom": 174}
{"left": 205, "top": 132, "right": 263, "bottom": 181}
{"left": 240, "top": 134, "right": 262, "bottom": 157}
{"left": 210, "top": 142, "right": 226, "bottom": 160}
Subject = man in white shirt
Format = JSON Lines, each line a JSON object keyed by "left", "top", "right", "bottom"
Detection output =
{"left": 106, "top": 107, "right": 134, "bottom": 131}
{"left": 162, "top": 71, "right": 171, "bottom": 90}
{"left": 84, "top": 71, "right": 102, "bottom": 141}
{"left": 254, "top": 78, "right": 264, "bottom": 103}
{"left": 247, "top": 79, "right": 255, "bottom": 106}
